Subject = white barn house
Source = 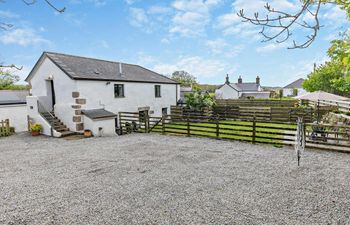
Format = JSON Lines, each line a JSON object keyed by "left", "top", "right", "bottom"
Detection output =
{"left": 216, "top": 75, "right": 271, "bottom": 99}
{"left": 25, "top": 52, "right": 179, "bottom": 137}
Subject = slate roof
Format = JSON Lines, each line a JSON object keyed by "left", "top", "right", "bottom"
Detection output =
{"left": 81, "top": 109, "right": 117, "bottom": 120}
{"left": 26, "top": 52, "right": 178, "bottom": 84}
{"left": 235, "top": 82, "right": 260, "bottom": 92}
{"left": 0, "top": 90, "right": 28, "bottom": 105}
{"left": 284, "top": 78, "right": 305, "bottom": 89}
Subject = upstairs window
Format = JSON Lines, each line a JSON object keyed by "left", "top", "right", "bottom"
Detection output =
{"left": 114, "top": 84, "right": 124, "bottom": 97}
{"left": 155, "top": 85, "right": 161, "bottom": 98}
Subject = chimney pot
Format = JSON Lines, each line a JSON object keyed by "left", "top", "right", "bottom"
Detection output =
{"left": 238, "top": 76, "right": 242, "bottom": 84}
{"left": 225, "top": 74, "right": 230, "bottom": 84}
{"left": 256, "top": 76, "right": 260, "bottom": 85}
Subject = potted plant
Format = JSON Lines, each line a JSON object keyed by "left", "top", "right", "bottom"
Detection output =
{"left": 84, "top": 129, "right": 92, "bottom": 138}
{"left": 30, "top": 123, "right": 42, "bottom": 136}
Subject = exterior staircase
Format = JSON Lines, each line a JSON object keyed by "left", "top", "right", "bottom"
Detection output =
{"left": 40, "top": 112, "right": 76, "bottom": 137}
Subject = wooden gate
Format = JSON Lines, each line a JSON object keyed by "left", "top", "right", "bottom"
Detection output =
{"left": 0, "top": 119, "right": 12, "bottom": 137}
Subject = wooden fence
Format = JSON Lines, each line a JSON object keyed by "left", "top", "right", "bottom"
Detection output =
{"left": 119, "top": 112, "right": 350, "bottom": 153}
{"left": 0, "top": 119, "right": 12, "bottom": 137}
{"left": 216, "top": 99, "right": 299, "bottom": 108}
{"left": 173, "top": 105, "right": 315, "bottom": 123}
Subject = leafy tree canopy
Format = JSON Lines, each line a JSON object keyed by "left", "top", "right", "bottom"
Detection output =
{"left": 0, "top": 69, "right": 20, "bottom": 89}
{"left": 302, "top": 60, "right": 350, "bottom": 96}
{"left": 171, "top": 71, "right": 199, "bottom": 89}
{"left": 328, "top": 32, "right": 350, "bottom": 74}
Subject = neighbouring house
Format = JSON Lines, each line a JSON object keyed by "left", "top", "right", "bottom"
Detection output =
{"left": 215, "top": 75, "right": 271, "bottom": 99}
{"left": 283, "top": 78, "right": 307, "bottom": 97}
{"left": 0, "top": 90, "right": 29, "bottom": 132}
{"left": 25, "top": 52, "right": 179, "bottom": 137}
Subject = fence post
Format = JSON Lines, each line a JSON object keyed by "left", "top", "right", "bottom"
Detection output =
{"left": 0, "top": 120, "right": 3, "bottom": 136}
{"left": 118, "top": 112, "right": 123, "bottom": 135}
{"left": 162, "top": 114, "right": 165, "bottom": 135}
{"left": 216, "top": 116, "right": 219, "bottom": 139}
{"left": 5, "top": 119, "right": 10, "bottom": 135}
{"left": 252, "top": 115, "right": 256, "bottom": 144}
{"left": 187, "top": 116, "right": 190, "bottom": 137}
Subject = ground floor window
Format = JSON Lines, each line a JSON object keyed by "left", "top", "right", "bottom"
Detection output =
{"left": 162, "top": 107, "right": 168, "bottom": 115}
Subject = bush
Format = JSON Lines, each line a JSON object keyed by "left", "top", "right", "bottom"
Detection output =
{"left": 30, "top": 123, "right": 42, "bottom": 132}
{"left": 185, "top": 91, "right": 215, "bottom": 110}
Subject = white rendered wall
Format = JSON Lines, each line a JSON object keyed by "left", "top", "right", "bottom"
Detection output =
{"left": 283, "top": 88, "right": 307, "bottom": 97}
{"left": 0, "top": 104, "right": 27, "bottom": 132}
{"left": 77, "top": 80, "right": 179, "bottom": 117}
{"left": 28, "top": 57, "right": 77, "bottom": 131}
{"left": 83, "top": 116, "right": 116, "bottom": 137}
{"left": 218, "top": 84, "right": 239, "bottom": 99}
{"left": 26, "top": 96, "right": 61, "bottom": 137}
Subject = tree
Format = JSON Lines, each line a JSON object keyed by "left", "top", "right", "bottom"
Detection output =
{"left": 328, "top": 32, "right": 350, "bottom": 74}
{"left": 185, "top": 91, "right": 215, "bottom": 110}
{"left": 0, "top": 69, "right": 20, "bottom": 89}
{"left": 238, "top": 0, "right": 350, "bottom": 49}
{"left": 171, "top": 71, "right": 199, "bottom": 89}
{"left": 0, "top": 0, "right": 65, "bottom": 69}
{"left": 302, "top": 60, "right": 350, "bottom": 96}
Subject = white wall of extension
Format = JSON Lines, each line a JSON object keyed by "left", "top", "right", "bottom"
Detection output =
{"left": 0, "top": 104, "right": 28, "bottom": 132}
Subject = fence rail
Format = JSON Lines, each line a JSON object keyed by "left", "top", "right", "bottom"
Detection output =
{"left": 308, "top": 99, "right": 350, "bottom": 112}
{"left": 0, "top": 119, "right": 12, "bottom": 137}
{"left": 119, "top": 112, "right": 350, "bottom": 153}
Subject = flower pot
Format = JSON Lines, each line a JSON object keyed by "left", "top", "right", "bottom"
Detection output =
{"left": 84, "top": 130, "right": 92, "bottom": 138}
{"left": 31, "top": 131, "right": 40, "bottom": 136}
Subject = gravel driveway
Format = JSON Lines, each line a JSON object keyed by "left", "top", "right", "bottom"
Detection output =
{"left": 0, "top": 133, "right": 350, "bottom": 225}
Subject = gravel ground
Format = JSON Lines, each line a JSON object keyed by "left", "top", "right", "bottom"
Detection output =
{"left": 0, "top": 133, "right": 350, "bottom": 225}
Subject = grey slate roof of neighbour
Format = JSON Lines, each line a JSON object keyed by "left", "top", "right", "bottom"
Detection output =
{"left": 284, "top": 78, "right": 305, "bottom": 89}
{"left": 26, "top": 52, "right": 178, "bottom": 84}
{"left": 82, "top": 109, "right": 117, "bottom": 120}
{"left": 0, "top": 90, "right": 29, "bottom": 105}
{"left": 226, "top": 82, "right": 260, "bottom": 92}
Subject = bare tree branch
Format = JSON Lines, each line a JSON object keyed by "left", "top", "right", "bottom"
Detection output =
{"left": 0, "top": 64, "right": 23, "bottom": 70}
{"left": 237, "top": 0, "right": 330, "bottom": 49}
{"left": 0, "top": 0, "right": 65, "bottom": 69}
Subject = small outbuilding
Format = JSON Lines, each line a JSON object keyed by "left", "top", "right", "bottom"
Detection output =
{"left": 82, "top": 109, "right": 118, "bottom": 137}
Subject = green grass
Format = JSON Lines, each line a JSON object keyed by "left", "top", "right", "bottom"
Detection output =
{"left": 151, "top": 120, "right": 296, "bottom": 145}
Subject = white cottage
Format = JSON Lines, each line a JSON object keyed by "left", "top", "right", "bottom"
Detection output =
{"left": 216, "top": 75, "right": 271, "bottom": 99}
{"left": 283, "top": 78, "right": 307, "bottom": 97}
{"left": 25, "top": 52, "right": 179, "bottom": 137}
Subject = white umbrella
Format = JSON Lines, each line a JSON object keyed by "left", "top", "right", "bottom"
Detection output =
{"left": 294, "top": 91, "right": 349, "bottom": 101}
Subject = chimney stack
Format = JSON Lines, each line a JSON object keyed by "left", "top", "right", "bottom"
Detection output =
{"left": 119, "top": 62, "right": 123, "bottom": 76}
{"left": 225, "top": 74, "right": 230, "bottom": 84}
{"left": 256, "top": 76, "right": 260, "bottom": 85}
{"left": 238, "top": 76, "right": 242, "bottom": 84}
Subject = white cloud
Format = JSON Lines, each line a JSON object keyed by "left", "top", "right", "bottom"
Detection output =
{"left": 323, "top": 5, "right": 348, "bottom": 27}
{"left": 153, "top": 56, "right": 228, "bottom": 79}
{"left": 206, "top": 38, "right": 228, "bottom": 54}
{"left": 0, "top": 10, "right": 19, "bottom": 19}
{"left": 256, "top": 42, "right": 288, "bottom": 53}
{"left": 161, "top": 38, "right": 170, "bottom": 44}
{"left": 129, "top": 8, "right": 149, "bottom": 28}
{"left": 169, "top": 0, "right": 222, "bottom": 37}
{"left": 0, "top": 28, "right": 51, "bottom": 47}
{"left": 148, "top": 6, "right": 172, "bottom": 15}
{"left": 69, "top": 0, "right": 106, "bottom": 6}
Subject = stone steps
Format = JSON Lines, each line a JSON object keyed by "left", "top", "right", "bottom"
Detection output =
{"left": 41, "top": 112, "right": 75, "bottom": 138}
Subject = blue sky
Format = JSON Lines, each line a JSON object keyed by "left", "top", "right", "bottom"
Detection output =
{"left": 0, "top": 0, "right": 349, "bottom": 86}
